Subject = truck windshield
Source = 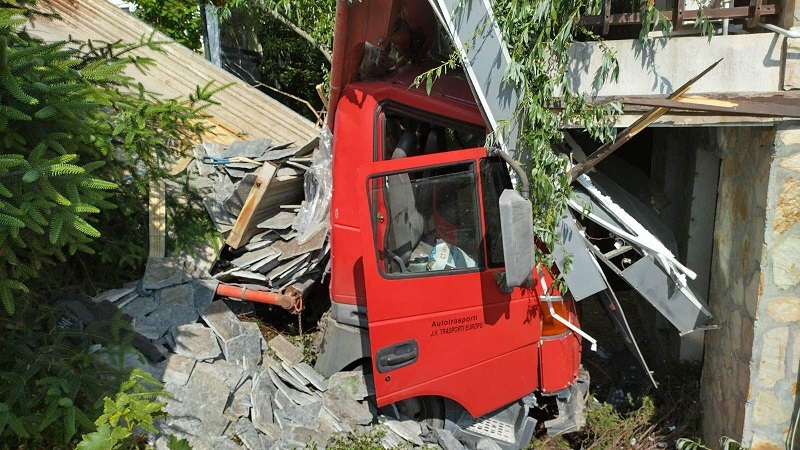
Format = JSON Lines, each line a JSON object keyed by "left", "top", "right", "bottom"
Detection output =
{"left": 371, "top": 162, "right": 483, "bottom": 276}
{"left": 382, "top": 108, "right": 485, "bottom": 160}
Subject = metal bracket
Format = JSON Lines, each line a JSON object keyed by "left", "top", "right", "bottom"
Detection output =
{"left": 747, "top": 0, "right": 763, "bottom": 28}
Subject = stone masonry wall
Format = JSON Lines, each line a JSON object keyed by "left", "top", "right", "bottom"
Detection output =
{"left": 742, "top": 123, "right": 800, "bottom": 450}
{"left": 700, "top": 126, "right": 774, "bottom": 445}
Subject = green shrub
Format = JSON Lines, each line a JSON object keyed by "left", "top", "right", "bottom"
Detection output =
{"left": 0, "top": 300, "right": 133, "bottom": 446}
{"left": 0, "top": 3, "right": 221, "bottom": 313}
{"left": 0, "top": 1, "right": 221, "bottom": 447}
{"left": 77, "top": 368, "right": 190, "bottom": 450}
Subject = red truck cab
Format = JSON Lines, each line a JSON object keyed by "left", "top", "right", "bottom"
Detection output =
{"left": 313, "top": 0, "right": 586, "bottom": 446}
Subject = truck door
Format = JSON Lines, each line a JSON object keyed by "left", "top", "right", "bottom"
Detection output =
{"left": 355, "top": 147, "right": 542, "bottom": 418}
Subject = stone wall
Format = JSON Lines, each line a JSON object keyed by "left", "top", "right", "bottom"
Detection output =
{"left": 741, "top": 123, "right": 800, "bottom": 450}
{"left": 700, "top": 126, "right": 774, "bottom": 445}
{"left": 700, "top": 123, "right": 800, "bottom": 449}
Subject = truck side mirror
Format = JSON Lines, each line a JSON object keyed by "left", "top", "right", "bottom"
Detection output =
{"left": 499, "top": 189, "right": 535, "bottom": 287}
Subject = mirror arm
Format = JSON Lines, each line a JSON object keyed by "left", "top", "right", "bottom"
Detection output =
{"left": 490, "top": 148, "right": 529, "bottom": 200}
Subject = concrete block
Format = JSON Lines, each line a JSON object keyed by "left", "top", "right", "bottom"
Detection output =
{"left": 142, "top": 257, "right": 190, "bottom": 290}
{"left": 293, "top": 362, "right": 328, "bottom": 392}
{"left": 328, "top": 370, "right": 368, "bottom": 400}
{"left": 192, "top": 279, "right": 218, "bottom": 311}
{"left": 430, "top": 428, "right": 466, "bottom": 450}
{"left": 384, "top": 419, "right": 423, "bottom": 446}
{"left": 174, "top": 323, "right": 221, "bottom": 360}
{"left": 268, "top": 334, "right": 304, "bottom": 365}
{"left": 251, "top": 370, "right": 277, "bottom": 434}
{"left": 161, "top": 354, "right": 196, "bottom": 386}
{"left": 225, "top": 378, "right": 252, "bottom": 419}
{"left": 121, "top": 296, "right": 158, "bottom": 318}
{"left": 201, "top": 301, "right": 243, "bottom": 342}
{"left": 234, "top": 418, "right": 264, "bottom": 450}
{"left": 222, "top": 322, "right": 263, "bottom": 370}
{"left": 321, "top": 385, "right": 373, "bottom": 426}
{"left": 158, "top": 283, "right": 193, "bottom": 307}
{"left": 278, "top": 401, "right": 322, "bottom": 428}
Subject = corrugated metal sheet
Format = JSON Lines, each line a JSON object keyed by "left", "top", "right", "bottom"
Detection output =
{"left": 28, "top": 0, "right": 318, "bottom": 144}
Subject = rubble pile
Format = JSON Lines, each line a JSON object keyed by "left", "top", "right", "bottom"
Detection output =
{"left": 189, "top": 137, "right": 331, "bottom": 291}
{"left": 77, "top": 263, "right": 476, "bottom": 450}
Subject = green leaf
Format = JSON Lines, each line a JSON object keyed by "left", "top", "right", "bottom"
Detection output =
{"left": 76, "top": 423, "right": 128, "bottom": 450}
{"left": 6, "top": 412, "right": 29, "bottom": 438}
{"left": 22, "top": 169, "right": 39, "bottom": 182}
{"left": 167, "top": 435, "right": 192, "bottom": 450}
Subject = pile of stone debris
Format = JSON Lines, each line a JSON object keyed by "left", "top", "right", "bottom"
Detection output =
{"left": 74, "top": 258, "right": 479, "bottom": 450}
{"left": 188, "top": 136, "right": 331, "bottom": 292}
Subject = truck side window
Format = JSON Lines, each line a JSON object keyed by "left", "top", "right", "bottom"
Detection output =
{"left": 371, "top": 163, "right": 483, "bottom": 276}
{"left": 480, "top": 158, "right": 513, "bottom": 268}
{"left": 382, "top": 109, "right": 485, "bottom": 160}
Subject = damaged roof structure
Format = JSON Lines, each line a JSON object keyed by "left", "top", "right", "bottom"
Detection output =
{"left": 28, "top": 0, "right": 318, "bottom": 144}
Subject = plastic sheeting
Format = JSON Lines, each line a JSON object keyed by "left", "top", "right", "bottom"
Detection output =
{"left": 292, "top": 127, "right": 332, "bottom": 244}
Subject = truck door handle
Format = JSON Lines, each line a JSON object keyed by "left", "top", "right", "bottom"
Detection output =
{"left": 376, "top": 339, "right": 419, "bottom": 373}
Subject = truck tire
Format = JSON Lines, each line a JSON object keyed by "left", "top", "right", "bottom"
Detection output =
{"left": 390, "top": 396, "right": 446, "bottom": 428}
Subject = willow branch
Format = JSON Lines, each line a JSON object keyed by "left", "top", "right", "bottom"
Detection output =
{"left": 264, "top": 8, "right": 332, "bottom": 63}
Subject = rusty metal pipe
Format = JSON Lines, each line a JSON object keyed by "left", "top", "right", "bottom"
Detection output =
{"left": 215, "top": 284, "right": 298, "bottom": 311}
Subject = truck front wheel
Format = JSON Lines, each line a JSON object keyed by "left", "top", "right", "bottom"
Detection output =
{"left": 381, "top": 396, "right": 445, "bottom": 428}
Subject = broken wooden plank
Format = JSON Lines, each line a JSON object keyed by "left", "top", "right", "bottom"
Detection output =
{"left": 148, "top": 180, "right": 166, "bottom": 258}
{"left": 570, "top": 59, "right": 722, "bottom": 182}
{"left": 226, "top": 162, "right": 279, "bottom": 249}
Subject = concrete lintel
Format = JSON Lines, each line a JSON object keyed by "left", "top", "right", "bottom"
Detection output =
{"left": 568, "top": 34, "right": 785, "bottom": 98}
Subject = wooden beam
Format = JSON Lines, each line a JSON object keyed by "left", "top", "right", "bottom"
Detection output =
{"left": 226, "top": 162, "right": 279, "bottom": 249}
{"left": 148, "top": 180, "right": 166, "bottom": 258}
{"left": 621, "top": 97, "right": 800, "bottom": 117}
{"left": 226, "top": 163, "right": 306, "bottom": 249}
